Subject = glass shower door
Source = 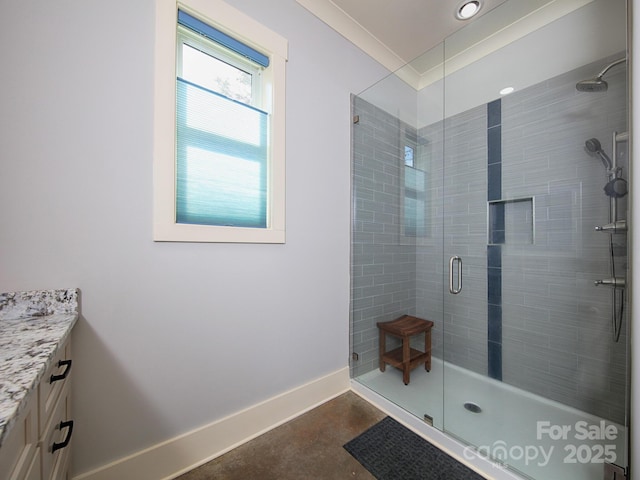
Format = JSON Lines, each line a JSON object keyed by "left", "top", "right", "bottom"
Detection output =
{"left": 438, "top": 1, "right": 629, "bottom": 479}
{"left": 350, "top": 42, "right": 447, "bottom": 426}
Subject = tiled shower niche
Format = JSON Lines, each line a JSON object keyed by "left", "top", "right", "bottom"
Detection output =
{"left": 488, "top": 197, "right": 534, "bottom": 245}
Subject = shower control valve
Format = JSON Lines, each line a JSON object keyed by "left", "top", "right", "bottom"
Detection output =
{"left": 595, "top": 220, "right": 627, "bottom": 233}
{"left": 594, "top": 278, "right": 626, "bottom": 288}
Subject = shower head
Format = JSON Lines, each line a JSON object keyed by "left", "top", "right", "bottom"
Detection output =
{"left": 576, "top": 77, "right": 608, "bottom": 92}
{"left": 585, "top": 137, "right": 613, "bottom": 170}
{"left": 576, "top": 57, "right": 626, "bottom": 93}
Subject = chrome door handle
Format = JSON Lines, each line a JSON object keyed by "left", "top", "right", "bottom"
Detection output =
{"left": 449, "top": 256, "right": 462, "bottom": 294}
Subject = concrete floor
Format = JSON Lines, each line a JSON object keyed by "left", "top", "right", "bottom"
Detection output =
{"left": 176, "top": 391, "right": 386, "bottom": 479}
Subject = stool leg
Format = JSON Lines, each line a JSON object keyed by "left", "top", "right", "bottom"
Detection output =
{"left": 425, "top": 328, "right": 432, "bottom": 372}
{"left": 379, "top": 331, "right": 386, "bottom": 372}
{"left": 402, "top": 336, "right": 410, "bottom": 385}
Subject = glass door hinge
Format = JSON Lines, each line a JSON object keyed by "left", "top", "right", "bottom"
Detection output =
{"left": 604, "top": 463, "right": 627, "bottom": 480}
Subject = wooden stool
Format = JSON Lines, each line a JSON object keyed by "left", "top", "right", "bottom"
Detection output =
{"left": 377, "top": 315, "right": 434, "bottom": 385}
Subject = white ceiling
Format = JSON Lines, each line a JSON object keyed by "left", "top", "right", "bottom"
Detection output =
{"left": 311, "top": 0, "right": 509, "bottom": 64}
{"left": 295, "top": 0, "right": 595, "bottom": 85}
{"left": 293, "top": 0, "right": 626, "bottom": 127}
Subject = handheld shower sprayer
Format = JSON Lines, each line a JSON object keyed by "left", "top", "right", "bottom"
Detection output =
{"left": 585, "top": 138, "right": 613, "bottom": 170}
{"left": 584, "top": 137, "right": 627, "bottom": 198}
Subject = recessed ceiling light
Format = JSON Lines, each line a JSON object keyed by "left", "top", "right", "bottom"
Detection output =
{"left": 500, "top": 86, "right": 515, "bottom": 95}
{"left": 455, "top": 1, "right": 483, "bottom": 20}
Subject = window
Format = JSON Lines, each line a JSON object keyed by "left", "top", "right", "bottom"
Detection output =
{"left": 404, "top": 163, "right": 427, "bottom": 237}
{"left": 404, "top": 145, "right": 414, "bottom": 167}
{"left": 154, "top": 0, "right": 288, "bottom": 243}
{"left": 403, "top": 137, "right": 428, "bottom": 237}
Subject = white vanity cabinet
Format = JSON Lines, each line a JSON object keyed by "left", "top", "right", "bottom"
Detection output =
{"left": 0, "top": 393, "right": 40, "bottom": 480}
{"left": 0, "top": 289, "right": 78, "bottom": 480}
{"left": 0, "top": 339, "right": 74, "bottom": 480}
{"left": 40, "top": 339, "right": 73, "bottom": 480}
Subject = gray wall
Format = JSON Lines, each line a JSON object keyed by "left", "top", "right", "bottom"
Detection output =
{"left": 431, "top": 105, "right": 489, "bottom": 373}
{"left": 0, "top": 0, "right": 389, "bottom": 475}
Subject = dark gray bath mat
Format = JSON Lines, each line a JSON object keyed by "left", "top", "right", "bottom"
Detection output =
{"left": 344, "top": 416, "right": 486, "bottom": 480}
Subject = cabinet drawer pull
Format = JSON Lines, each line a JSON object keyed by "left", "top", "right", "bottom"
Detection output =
{"left": 50, "top": 359, "right": 72, "bottom": 383}
{"left": 51, "top": 420, "right": 74, "bottom": 453}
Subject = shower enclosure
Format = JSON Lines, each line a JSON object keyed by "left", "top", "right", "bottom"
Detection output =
{"left": 349, "top": 1, "right": 629, "bottom": 479}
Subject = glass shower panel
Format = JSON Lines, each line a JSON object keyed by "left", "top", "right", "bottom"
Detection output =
{"left": 440, "top": 0, "right": 629, "bottom": 479}
{"left": 350, "top": 44, "right": 446, "bottom": 423}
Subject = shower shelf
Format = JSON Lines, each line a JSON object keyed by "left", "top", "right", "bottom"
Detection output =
{"left": 488, "top": 196, "right": 534, "bottom": 245}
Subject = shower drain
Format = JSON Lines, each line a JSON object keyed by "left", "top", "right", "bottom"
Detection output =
{"left": 463, "top": 402, "right": 482, "bottom": 413}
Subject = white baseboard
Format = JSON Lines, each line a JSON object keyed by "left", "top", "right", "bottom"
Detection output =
{"left": 73, "top": 367, "right": 350, "bottom": 480}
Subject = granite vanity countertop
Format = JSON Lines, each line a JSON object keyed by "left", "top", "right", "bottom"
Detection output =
{"left": 0, "top": 288, "right": 79, "bottom": 448}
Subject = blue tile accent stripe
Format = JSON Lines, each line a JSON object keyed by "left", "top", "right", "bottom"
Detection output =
{"left": 487, "top": 100, "right": 502, "bottom": 381}
{"left": 487, "top": 162, "right": 502, "bottom": 202}
{"left": 488, "top": 202, "right": 505, "bottom": 244}
{"left": 488, "top": 99, "right": 501, "bottom": 127}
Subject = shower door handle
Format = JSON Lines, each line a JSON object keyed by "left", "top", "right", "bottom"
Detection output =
{"left": 449, "top": 256, "right": 462, "bottom": 294}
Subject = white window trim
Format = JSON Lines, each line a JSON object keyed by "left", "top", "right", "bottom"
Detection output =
{"left": 154, "top": 0, "right": 288, "bottom": 243}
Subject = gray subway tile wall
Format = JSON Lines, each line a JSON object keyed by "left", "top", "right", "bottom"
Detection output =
{"left": 500, "top": 55, "right": 628, "bottom": 423}
{"left": 351, "top": 96, "right": 419, "bottom": 377}
{"left": 436, "top": 104, "right": 489, "bottom": 375}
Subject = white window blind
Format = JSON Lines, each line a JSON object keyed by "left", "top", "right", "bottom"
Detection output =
{"left": 176, "top": 79, "right": 268, "bottom": 227}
